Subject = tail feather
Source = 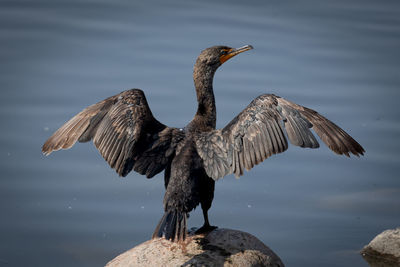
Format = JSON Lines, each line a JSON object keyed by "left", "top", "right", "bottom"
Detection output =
{"left": 152, "top": 210, "right": 187, "bottom": 241}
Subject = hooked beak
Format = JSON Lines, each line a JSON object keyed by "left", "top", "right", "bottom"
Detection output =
{"left": 219, "top": 45, "right": 253, "bottom": 64}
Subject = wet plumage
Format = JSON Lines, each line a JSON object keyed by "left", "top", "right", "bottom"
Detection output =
{"left": 42, "top": 45, "right": 364, "bottom": 241}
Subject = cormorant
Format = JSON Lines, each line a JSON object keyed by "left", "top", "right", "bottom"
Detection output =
{"left": 42, "top": 45, "right": 364, "bottom": 241}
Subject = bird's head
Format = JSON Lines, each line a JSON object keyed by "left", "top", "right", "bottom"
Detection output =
{"left": 195, "top": 45, "right": 253, "bottom": 70}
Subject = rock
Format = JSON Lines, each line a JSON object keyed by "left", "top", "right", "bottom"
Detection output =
{"left": 106, "top": 228, "right": 284, "bottom": 267}
{"left": 361, "top": 227, "right": 400, "bottom": 267}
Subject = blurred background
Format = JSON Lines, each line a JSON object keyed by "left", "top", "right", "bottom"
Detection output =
{"left": 1, "top": 0, "right": 399, "bottom": 266}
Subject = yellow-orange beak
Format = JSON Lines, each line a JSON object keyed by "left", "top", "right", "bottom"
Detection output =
{"left": 219, "top": 45, "right": 253, "bottom": 64}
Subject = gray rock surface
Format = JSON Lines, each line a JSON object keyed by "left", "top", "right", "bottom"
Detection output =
{"left": 106, "top": 228, "right": 284, "bottom": 267}
{"left": 361, "top": 227, "right": 400, "bottom": 267}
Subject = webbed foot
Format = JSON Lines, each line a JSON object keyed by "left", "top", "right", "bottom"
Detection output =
{"left": 195, "top": 224, "right": 218, "bottom": 234}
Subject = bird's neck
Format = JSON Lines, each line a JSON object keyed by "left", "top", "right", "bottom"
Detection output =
{"left": 193, "top": 62, "right": 217, "bottom": 130}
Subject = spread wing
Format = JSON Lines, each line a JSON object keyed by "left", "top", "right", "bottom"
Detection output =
{"left": 42, "top": 89, "right": 184, "bottom": 177}
{"left": 195, "top": 94, "right": 365, "bottom": 180}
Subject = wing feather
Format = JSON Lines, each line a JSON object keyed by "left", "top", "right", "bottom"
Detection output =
{"left": 43, "top": 89, "right": 182, "bottom": 177}
{"left": 195, "top": 94, "right": 364, "bottom": 180}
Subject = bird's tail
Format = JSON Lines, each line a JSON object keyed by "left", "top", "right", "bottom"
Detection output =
{"left": 152, "top": 210, "right": 188, "bottom": 241}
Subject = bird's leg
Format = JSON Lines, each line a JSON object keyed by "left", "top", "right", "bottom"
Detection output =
{"left": 195, "top": 207, "right": 217, "bottom": 234}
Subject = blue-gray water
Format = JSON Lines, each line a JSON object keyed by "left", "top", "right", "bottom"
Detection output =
{"left": 1, "top": 0, "right": 400, "bottom": 266}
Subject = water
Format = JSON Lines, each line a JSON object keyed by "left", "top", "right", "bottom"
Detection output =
{"left": 1, "top": 0, "right": 400, "bottom": 266}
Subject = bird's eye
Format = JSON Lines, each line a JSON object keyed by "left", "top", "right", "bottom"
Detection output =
{"left": 221, "top": 49, "right": 229, "bottom": 55}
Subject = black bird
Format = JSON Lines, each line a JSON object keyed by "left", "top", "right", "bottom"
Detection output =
{"left": 42, "top": 45, "right": 364, "bottom": 241}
